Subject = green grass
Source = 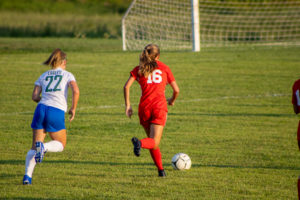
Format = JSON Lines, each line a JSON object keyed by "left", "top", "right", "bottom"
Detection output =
{"left": 0, "top": 0, "right": 131, "bottom": 14}
{"left": 0, "top": 12, "right": 122, "bottom": 38}
{"left": 0, "top": 37, "right": 299, "bottom": 199}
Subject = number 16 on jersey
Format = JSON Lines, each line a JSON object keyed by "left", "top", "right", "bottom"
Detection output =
{"left": 147, "top": 70, "right": 162, "bottom": 84}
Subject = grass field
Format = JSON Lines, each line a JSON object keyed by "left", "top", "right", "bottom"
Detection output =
{"left": 0, "top": 38, "right": 300, "bottom": 199}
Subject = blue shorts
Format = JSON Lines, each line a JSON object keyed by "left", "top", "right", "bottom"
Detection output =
{"left": 31, "top": 104, "right": 66, "bottom": 132}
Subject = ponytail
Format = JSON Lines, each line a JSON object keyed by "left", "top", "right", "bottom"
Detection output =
{"left": 43, "top": 48, "right": 66, "bottom": 69}
{"left": 138, "top": 44, "right": 160, "bottom": 77}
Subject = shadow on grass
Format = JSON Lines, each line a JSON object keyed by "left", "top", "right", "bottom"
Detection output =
{"left": 191, "top": 163, "right": 300, "bottom": 171}
{"left": 1, "top": 159, "right": 300, "bottom": 171}
{"left": 169, "top": 112, "right": 294, "bottom": 118}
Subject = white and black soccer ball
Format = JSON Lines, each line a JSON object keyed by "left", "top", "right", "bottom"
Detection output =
{"left": 171, "top": 153, "right": 192, "bottom": 170}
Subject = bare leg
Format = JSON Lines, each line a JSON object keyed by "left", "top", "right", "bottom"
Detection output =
{"left": 149, "top": 124, "right": 164, "bottom": 149}
{"left": 31, "top": 129, "right": 46, "bottom": 149}
{"left": 49, "top": 129, "right": 67, "bottom": 148}
{"left": 149, "top": 124, "right": 165, "bottom": 173}
{"left": 24, "top": 129, "right": 46, "bottom": 181}
{"left": 143, "top": 127, "right": 150, "bottom": 137}
{"left": 43, "top": 129, "right": 66, "bottom": 152}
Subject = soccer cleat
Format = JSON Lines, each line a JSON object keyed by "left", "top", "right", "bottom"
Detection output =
{"left": 131, "top": 137, "right": 141, "bottom": 157}
{"left": 35, "top": 141, "right": 45, "bottom": 163}
{"left": 23, "top": 175, "right": 32, "bottom": 185}
{"left": 158, "top": 169, "right": 166, "bottom": 177}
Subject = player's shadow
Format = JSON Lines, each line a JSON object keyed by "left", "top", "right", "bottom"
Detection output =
{"left": 191, "top": 163, "right": 300, "bottom": 171}
{"left": 1, "top": 160, "right": 300, "bottom": 171}
{"left": 168, "top": 112, "right": 294, "bottom": 118}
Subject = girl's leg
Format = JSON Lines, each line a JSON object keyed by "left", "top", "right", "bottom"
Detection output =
{"left": 140, "top": 124, "right": 164, "bottom": 149}
{"left": 149, "top": 124, "right": 164, "bottom": 149}
{"left": 31, "top": 129, "right": 47, "bottom": 149}
{"left": 23, "top": 129, "right": 46, "bottom": 184}
{"left": 149, "top": 124, "right": 164, "bottom": 172}
{"left": 132, "top": 124, "right": 165, "bottom": 176}
{"left": 143, "top": 126, "right": 150, "bottom": 137}
{"left": 46, "top": 129, "right": 66, "bottom": 152}
{"left": 140, "top": 124, "right": 164, "bottom": 172}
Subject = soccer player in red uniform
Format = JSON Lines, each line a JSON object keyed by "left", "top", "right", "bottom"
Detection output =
{"left": 123, "top": 44, "right": 179, "bottom": 177}
{"left": 292, "top": 79, "right": 300, "bottom": 199}
{"left": 292, "top": 79, "right": 300, "bottom": 147}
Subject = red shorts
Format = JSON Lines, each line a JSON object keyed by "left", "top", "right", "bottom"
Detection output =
{"left": 138, "top": 107, "right": 167, "bottom": 129}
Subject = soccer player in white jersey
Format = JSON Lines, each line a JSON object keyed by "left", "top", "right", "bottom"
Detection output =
{"left": 23, "top": 49, "right": 80, "bottom": 185}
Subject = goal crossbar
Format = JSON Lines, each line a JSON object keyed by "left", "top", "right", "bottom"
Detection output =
{"left": 122, "top": 0, "right": 300, "bottom": 51}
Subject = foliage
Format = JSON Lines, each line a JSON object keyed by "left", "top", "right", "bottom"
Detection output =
{"left": 0, "top": 0, "right": 132, "bottom": 14}
{"left": 0, "top": 12, "right": 122, "bottom": 38}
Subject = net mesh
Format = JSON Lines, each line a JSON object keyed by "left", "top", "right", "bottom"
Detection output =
{"left": 200, "top": 0, "right": 300, "bottom": 47}
{"left": 122, "top": 0, "right": 300, "bottom": 51}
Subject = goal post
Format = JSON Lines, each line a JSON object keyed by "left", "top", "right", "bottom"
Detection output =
{"left": 122, "top": 0, "right": 199, "bottom": 51}
{"left": 122, "top": 0, "right": 300, "bottom": 51}
{"left": 191, "top": 0, "right": 200, "bottom": 52}
{"left": 122, "top": 0, "right": 136, "bottom": 51}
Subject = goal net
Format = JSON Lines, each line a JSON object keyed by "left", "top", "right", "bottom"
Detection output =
{"left": 122, "top": 0, "right": 300, "bottom": 51}
{"left": 200, "top": 0, "right": 300, "bottom": 48}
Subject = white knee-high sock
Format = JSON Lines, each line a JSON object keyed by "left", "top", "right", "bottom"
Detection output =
{"left": 44, "top": 140, "right": 64, "bottom": 152}
{"left": 25, "top": 149, "right": 36, "bottom": 178}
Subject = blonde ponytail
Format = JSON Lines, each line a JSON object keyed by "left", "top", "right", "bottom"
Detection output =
{"left": 138, "top": 44, "right": 160, "bottom": 77}
{"left": 43, "top": 48, "right": 66, "bottom": 69}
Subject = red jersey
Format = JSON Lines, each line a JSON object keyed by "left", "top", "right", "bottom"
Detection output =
{"left": 292, "top": 79, "right": 300, "bottom": 111}
{"left": 130, "top": 60, "right": 175, "bottom": 111}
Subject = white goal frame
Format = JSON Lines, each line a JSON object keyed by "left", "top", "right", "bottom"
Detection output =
{"left": 122, "top": 0, "right": 300, "bottom": 51}
{"left": 122, "top": 0, "right": 200, "bottom": 52}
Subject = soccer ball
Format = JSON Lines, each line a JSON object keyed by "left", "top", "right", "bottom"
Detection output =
{"left": 171, "top": 153, "right": 192, "bottom": 170}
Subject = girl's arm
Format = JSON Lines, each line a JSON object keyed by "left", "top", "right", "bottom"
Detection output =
{"left": 168, "top": 81, "right": 180, "bottom": 106}
{"left": 32, "top": 85, "right": 42, "bottom": 103}
{"left": 68, "top": 81, "right": 80, "bottom": 122}
{"left": 124, "top": 75, "right": 135, "bottom": 118}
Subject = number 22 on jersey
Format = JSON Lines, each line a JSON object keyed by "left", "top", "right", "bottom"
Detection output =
{"left": 45, "top": 75, "right": 62, "bottom": 92}
{"left": 147, "top": 70, "right": 162, "bottom": 84}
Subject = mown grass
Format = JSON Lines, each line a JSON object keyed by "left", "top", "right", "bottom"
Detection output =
{"left": 0, "top": 0, "right": 131, "bottom": 14}
{"left": 0, "top": 12, "right": 122, "bottom": 38}
{"left": 0, "top": 0, "right": 130, "bottom": 38}
{"left": 0, "top": 38, "right": 299, "bottom": 199}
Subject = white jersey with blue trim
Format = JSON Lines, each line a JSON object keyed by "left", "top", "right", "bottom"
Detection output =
{"left": 35, "top": 67, "right": 76, "bottom": 112}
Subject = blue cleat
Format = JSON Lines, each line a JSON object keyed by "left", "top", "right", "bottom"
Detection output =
{"left": 23, "top": 175, "right": 32, "bottom": 185}
{"left": 35, "top": 141, "right": 45, "bottom": 163}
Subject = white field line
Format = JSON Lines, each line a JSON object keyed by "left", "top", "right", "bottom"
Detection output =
{"left": 0, "top": 93, "right": 289, "bottom": 116}
{"left": 176, "top": 93, "right": 289, "bottom": 103}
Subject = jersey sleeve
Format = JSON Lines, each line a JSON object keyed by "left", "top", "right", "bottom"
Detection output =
{"left": 130, "top": 66, "right": 139, "bottom": 80}
{"left": 34, "top": 75, "right": 43, "bottom": 86}
{"left": 165, "top": 66, "right": 175, "bottom": 84}
{"left": 67, "top": 72, "right": 76, "bottom": 84}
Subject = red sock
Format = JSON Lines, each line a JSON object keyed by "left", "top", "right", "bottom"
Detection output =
{"left": 140, "top": 138, "right": 155, "bottom": 149}
{"left": 150, "top": 148, "right": 164, "bottom": 170}
{"left": 298, "top": 177, "right": 300, "bottom": 200}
